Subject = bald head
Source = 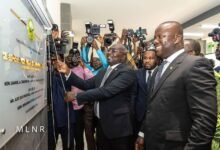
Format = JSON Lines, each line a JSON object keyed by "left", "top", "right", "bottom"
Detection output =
{"left": 159, "top": 21, "right": 183, "bottom": 35}
{"left": 154, "top": 21, "right": 184, "bottom": 59}
{"left": 107, "top": 43, "right": 128, "bottom": 66}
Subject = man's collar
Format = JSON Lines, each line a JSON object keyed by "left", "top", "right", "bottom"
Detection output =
{"left": 164, "top": 49, "right": 185, "bottom": 63}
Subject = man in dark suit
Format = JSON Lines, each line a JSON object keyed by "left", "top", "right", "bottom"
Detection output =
{"left": 48, "top": 54, "right": 76, "bottom": 150}
{"left": 134, "top": 48, "right": 158, "bottom": 136}
{"left": 135, "top": 21, "right": 217, "bottom": 150}
{"left": 58, "top": 43, "right": 136, "bottom": 150}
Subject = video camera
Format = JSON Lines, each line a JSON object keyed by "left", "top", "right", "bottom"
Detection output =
{"left": 104, "top": 20, "right": 116, "bottom": 47}
{"left": 127, "top": 29, "right": 134, "bottom": 38}
{"left": 85, "top": 22, "right": 105, "bottom": 45}
{"left": 135, "top": 27, "right": 147, "bottom": 41}
{"left": 208, "top": 23, "right": 220, "bottom": 42}
{"left": 66, "top": 42, "right": 80, "bottom": 67}
{"left": 47, "top": 30, "right": 70, "bottom": 56}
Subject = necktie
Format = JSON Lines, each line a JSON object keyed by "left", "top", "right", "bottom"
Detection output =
{"left": 99, "top": 67, "right": 113, "bottom": 87}
{"left": 146, "top": 70, "right": 152, "bottom": 90}
{"left": 94, "top": 67, "right": 113, "bottom": 118}
{"left": 154, "top": 61, "right": 167, "bottom": 89}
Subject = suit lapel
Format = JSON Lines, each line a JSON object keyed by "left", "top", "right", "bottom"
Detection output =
{"left": 149, "top": 53, "right": 187, "bottom": 101}
{"left": 103, "top": 64, "right": 123, "bottom": 85}
{"left": 139, "top": 69, "right": 147, "bottom": 92}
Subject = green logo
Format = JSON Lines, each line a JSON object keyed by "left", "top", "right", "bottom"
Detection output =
{"left": 27, "top": 19, "right": 35, "bottom": 41}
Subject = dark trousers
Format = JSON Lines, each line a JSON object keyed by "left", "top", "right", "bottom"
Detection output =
{"left": 96, "top": 118, "right": 133, "bottom": 150}
{"left": 48, "top": 111, "right": 75, "bottom": 150}
{"left": 74, "top": 109, "right": 84, "bottom": 150}
{"left": 74, "top": 104, "right": 96, "bottom": 150}
{"left": 84, "top": 104, "right": 96, "bottom": 150}
{"left": 134, "top": 119, "right": 142, "bottom": 138}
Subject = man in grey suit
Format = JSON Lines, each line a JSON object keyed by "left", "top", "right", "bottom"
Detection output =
{"left": 135, "top": 21, "right": 217, "bottom": 150}
{"left": 59, "top": 43, "right": 136, "bottom": 150}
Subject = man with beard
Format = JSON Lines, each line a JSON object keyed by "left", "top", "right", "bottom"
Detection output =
{"left": 135, "top": 21, "right": 217, "bottom": 150}
{"left": 134, "top": 46, "right": 159, "bottom": 137}
{"left": 58, "top": 43, "right": 136, "bottom": 150}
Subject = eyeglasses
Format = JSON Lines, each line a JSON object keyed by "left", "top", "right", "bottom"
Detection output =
{"left": 107, "top": 48, "right": 120, "bottom": 53}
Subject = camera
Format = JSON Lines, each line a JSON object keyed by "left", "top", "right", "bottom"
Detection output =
{"left": 85, "top": 22, "right": 105, "bottom": 45}
{"left": 47, "top": 36, "right": 67, "bottom": 55}
{"left": 72, "top": 42, "right": 78, "bottom": 50}
{"left": 127, "top": 29, "right": 134, "bottom": 38}
{"left": 135, "top": 27, "right": 147, "bottom": 41}
{"left": 208, "top": 23, "right": 220, "bottom": 42}
{"left": 67, "top": 42, "right": 80, "bottom": 68}
{"left": 104, "top": 20, "right": 116, "bottom": 47}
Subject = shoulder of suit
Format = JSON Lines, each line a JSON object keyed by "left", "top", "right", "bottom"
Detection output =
{"left": 135, "top": 68, "right": 145, "bottom": 74}
{"left": 116, "top": 64, "right": 135, "bottom": 73}
{"left": 183, "top": 54, "right": 208, "bottom": 64}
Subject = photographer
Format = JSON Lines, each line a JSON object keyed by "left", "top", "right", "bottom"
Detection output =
{"left": 214, "top": 44, "right": 220, "bottom": 73}
{"left": 48, "top": 24, "right": 68, "bottom": 55}
{"left": 81, "top": 36, "right": 108, "bottom": 75}
{"left": 212, "top": 44, "right": 220, "bottom": 150}
{"left": 66, "top": 46, "right": 96, "bottom": 150}
{"left": 48, "top": 53, "right": 75, "bottom": 150}
{"left": 120, "top": 29, "right": 137, "bottom": 70}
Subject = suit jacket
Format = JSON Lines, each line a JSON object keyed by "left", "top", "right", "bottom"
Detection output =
{"left": 141, "top": 53, "right": 217, "bottom": 150}
{"left": 66, "top": 63, "right": 136, "bottom": 139}
{"left": 135, "top": 68, "right": 151, "bottom": 122}
{"left": 52, "top": 72, "right": 75, "bottom": 127}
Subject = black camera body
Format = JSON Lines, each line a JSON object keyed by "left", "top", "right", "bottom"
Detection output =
{"left": 47, "top": 35, "right": 68, "bottom": 55}
{"left": 208, "top": 23, "right": 220, "bottom": 42}
{"left": 66, "top": 42, "right": 80, "bottom": 68}
{"left": 127, "top": 29, "right": 134, "bottom": 38}
{"left": 54, "top": 38, "right": 68, "bottom": 54}
{"left": 135, "top": 27, "right": 147, "bottom": 41}
{"left": 104, "top": 20, "right": 115, "bottom": 47}
{"left": 104, "top": 33, "right": 115, "bottom": 47}
{"left": 85, "top": 22, "right": 101, "bottom": 45}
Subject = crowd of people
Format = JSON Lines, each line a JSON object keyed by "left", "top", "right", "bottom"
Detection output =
{"left": 47, "top": 21, "right": 220, "bottom": 150}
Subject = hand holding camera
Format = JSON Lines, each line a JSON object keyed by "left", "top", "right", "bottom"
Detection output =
{"left": 96, "top": 35, "right": 104, "bottom": 46}
{"left": 92, "top": 40, "right": 99, "bottom": 50}
{"left": 81, "top": 36, "right": 87, "bottom": 47}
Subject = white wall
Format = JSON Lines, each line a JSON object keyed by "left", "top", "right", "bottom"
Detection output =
{"left": 46, "top": 0, "right": 61, "bottom": 29}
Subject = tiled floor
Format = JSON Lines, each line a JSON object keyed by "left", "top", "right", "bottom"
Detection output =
{"left": 56, "top": 134, "right": 88, "bottom": 150}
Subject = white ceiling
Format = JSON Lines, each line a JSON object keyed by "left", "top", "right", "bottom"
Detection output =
{"left": 61, "top": 0, "right": 220, "bottom": 41}
{"left": 184, "top": 13, "right": 220, "bottom": 40}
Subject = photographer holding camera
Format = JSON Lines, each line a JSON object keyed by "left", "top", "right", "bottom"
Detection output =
{"left": 81, "top": 36, "right": 108, "bottom": 75}
{"left": 208, "top": 23, "right": 220, "bottom": 150}
{"left": 48, "top": 24, "right": 69, "bottom": 55}
{"left": 119, "top": 29, "right": 138, "bottom": 70}
{"left": 66, "top": 43, "right": 97, "bottom": 150}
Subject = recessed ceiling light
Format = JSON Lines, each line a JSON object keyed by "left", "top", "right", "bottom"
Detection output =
{"left": 201, "top": 24, "right": 219, "bottom": 29}
{"left": 184, "top": 32, "right": 204, "bottom": 37}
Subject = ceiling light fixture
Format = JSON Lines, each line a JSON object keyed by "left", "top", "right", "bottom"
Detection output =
{"left": 201, "top": 24, "right": 219, "bottom": 29}
{"left": 184, "top": 32, "right": 204, "bottom": 37}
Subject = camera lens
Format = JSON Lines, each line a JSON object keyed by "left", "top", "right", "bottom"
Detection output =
{"left": 87, "top": 35, "right": 94, "bottom": 44}
{"left": 105, "top": 38, "right": 112, "bottom": 45}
